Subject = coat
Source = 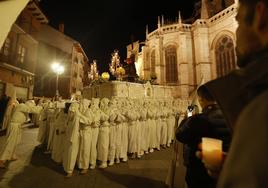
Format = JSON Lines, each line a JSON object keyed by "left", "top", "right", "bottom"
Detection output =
{"left": 176, "top": 104, "right": 231, "bottom": 188}
{"left": 206, "top": 47, "right": 268, "bottom": 188}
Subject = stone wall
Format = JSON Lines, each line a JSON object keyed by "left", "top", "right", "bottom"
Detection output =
{"left": 83, "top": 81, "right": 174, "bottom": 100}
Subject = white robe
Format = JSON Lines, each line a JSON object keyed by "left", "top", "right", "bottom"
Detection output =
{"left": 2, "top": 101, "right": 16, "bottom": 131}
{"left": 148, "top": 107, "right": 157, "bottom": 149}
{"left": 119, "top": 111, "right": 128, "bottom": 160}
{"left": 51, "top": 111, "right": 67, "bottom": 163}
{"left": 88, "top": 107, "right": 101, "bottom": 167}
{"left": 160, "top": 109, "right": 168, "bottom": 146}
{"left": 97, "top": 109, "right": 110, "bottom": 163}
{"left": 0, "top": 103, "right": 42, "bottom": 161}
{"left": 77, "top": 101, "right": 95, "bottom": 170}
{"left": 37, "top": 105, "right": 48, "bottom": 144}
{"left": 127, "top": 108, "right": 138, "bottom": 154}
{"left": 140, "top": 108, "right": 148, "bottom": 152}
{"left": 155, "top": 109, "right": 162, "bottom": 149}
{"left": 108, "top": 108, "right": 117, "bottom": 163}
{"left": 47, "top": 106, "right": 58, "bottom": 151}
{"left": 63, "top": 102, "right": 81, "bottom": 173}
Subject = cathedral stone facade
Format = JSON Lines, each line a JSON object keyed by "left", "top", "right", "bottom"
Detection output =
{"left": 129, "top": 0, "right": 238, "bottom": 99}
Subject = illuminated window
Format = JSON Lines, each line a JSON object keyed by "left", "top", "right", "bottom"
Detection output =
{"left": 215, "top": 36, "right": 236, "bottom": 77}
{"left": 17, "top": 44, "right": 26, "bottom": 63}
{"left": 165, "top": 46, "right": 178, "bottom": 84}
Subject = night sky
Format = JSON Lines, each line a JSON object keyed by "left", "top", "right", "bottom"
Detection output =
{"left": 40, "top": 0, "right": 197, "bottom": 73}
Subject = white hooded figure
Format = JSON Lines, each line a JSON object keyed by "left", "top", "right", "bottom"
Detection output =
{"left": 36, "top": 100, "right": 49, "bottom": 146}
{"left": 63, "top": 102, "right": 81, "bottom": 177}
{"left": 97, "top": 98, "right": 110, "bottom": 168}
{"left": 119, "top": 98, "right": 128, "bottom": 162}
{"left": 166, "top": 100, "right": 176, "bottom": 147}
{"left": 153, "top": 100, "right": 161, "bottom": 151}
{"left": 51, "top": 106, "right": 68, "bottom": 163}
{"left": 160, "top": 100, "right": 168, "bottom": 148}
{"left": 139, "top": 99, "right": 149, "bottom": 155}
{"left": 147, "top": 100, "right": 157, "bottom": 152}
{"left": 88, "top": 98, "right": 101, "bottom": 169}
{"left": 126, "top": 99, "right": 139, "bottom": 157}
{"left": 143, "top": 100, "right": 151, "bottom": 154}
{"left": 114, "top": 98, "right": 127, "bottom": 163}
{"left": 46, "top": 101, "right": 59, "bottom": 153}
{"left": 107, "top": 98, "right": 118, "bottom": 166}
{"left": 2, "top": 90, "right": 18, "bottom": 131}
{"left": 0, "top": 100, "right": 42, "bottom": 168}
{"left": 134, "top": 99, "right": 142, "bottom": 158}
{"left": 77, "top": 99, "right": 93, "bottom": 174}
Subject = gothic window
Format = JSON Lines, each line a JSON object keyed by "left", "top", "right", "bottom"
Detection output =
{"left": 215, "top": 36, "right": 236, "bottom": 77}
{"left": 150, "top": 50, "right": 156, "bottom": 74}
{"left": 144, "top": 52, "right": 150, "bottom": 70}
{"left": 165, "top": 46, "right": 178, "bottom": 84}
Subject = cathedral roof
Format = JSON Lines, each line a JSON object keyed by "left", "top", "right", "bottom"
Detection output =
{"left": 188, "top": 0, "right": 235, "bottom": 23}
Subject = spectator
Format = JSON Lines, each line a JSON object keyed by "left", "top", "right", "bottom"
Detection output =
{"left": 0, "top": 94, "right": 10, "bottom": 129}
{"left": 176, "top": 85, "right": 231, "bottom": 188}
{"left": 201, "top": 0, "right": 268, "bottom": 187}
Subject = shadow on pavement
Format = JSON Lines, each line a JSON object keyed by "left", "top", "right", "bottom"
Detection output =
{"left": 100, "top": 170, "right": 168, "bottom": 188}
{"left": 29, "top": 147, "right": 64, "bottom": 175}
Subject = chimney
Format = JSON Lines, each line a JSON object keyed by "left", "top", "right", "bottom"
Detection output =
{"left": 59, "top": 23, "right": 64, "bottom": 33}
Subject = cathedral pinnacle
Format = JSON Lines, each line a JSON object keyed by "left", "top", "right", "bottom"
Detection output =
{"left": 178, "top": 11, "right": 182, "bottom": 25}
{"left": 146, "top": 25, "right": 148, "bottom": 38}
{"left": 158, "top": 16, "right": 161, "bottom": 29}
{"left": 201, "top": 0, "right": 209, "bottom": 19}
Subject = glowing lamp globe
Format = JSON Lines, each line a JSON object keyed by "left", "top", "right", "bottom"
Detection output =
{"left": 101, "top": 72, "right": 110, "bottom": 81}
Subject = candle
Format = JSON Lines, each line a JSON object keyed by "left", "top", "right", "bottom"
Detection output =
{"left": 202, "top": 137, "right": 223, "bottom": 167}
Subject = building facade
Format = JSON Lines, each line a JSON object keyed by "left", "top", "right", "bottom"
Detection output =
{"left": 129, "top": 0, "right": 238, "bottom": 99}
{"left": 33, "top": 24, "right": 88, "bottom": 99}
{"left": 0, "top": 0, "right": 48, "bottom": 99}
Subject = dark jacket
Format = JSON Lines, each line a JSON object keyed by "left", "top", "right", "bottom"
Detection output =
{"left": 176, "top": 104, "right": 231, "bottom": 188}
{"left": 204, "top": 46, "right": 268, "bottom": 130}
{"left": 206, "top": 47, "right": 268, "bottom": 187}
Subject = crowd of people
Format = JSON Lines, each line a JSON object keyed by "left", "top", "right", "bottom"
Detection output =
{"left": 0, "top": 94, "right": 188, "bottom": 178}
{"left": 1, "top": 0, "right": 268, "bottom": 186}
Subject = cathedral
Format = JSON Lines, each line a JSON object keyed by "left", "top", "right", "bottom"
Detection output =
{"left": 128, "top": 0, "right": 238, "bottom": 99}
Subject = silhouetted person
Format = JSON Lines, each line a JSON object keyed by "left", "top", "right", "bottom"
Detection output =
{"left": 202, "top": 1, "right": 268, "bottom": 187}
{"left": 0, "top": 95, "right": 10, "bottom": 129}
{"left": 176, "top": 85, "right": 231, "bottom": 188}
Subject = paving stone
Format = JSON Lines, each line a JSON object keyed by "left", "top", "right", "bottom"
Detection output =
{"left": 0, "top": 127, "right": 173, "bottom": 188}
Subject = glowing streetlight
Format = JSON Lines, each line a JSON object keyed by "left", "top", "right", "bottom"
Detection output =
{"left": 51, "top": 62, "right": 64, "bottom": 96}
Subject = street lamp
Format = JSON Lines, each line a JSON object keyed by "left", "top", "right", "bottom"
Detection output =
{"left": 51, "top": 62, "right": 64, "bottom": 96}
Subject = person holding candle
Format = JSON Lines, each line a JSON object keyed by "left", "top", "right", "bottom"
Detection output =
{"left": 201, "top": 0, "right": 268, "bottom": 187}
{"left": 176, "top": 85, "right": 231, "bottom": 188}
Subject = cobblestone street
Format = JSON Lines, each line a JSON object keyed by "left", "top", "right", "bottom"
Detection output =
{"left": 0, "top": 127, "right": 172, "bottom": 188}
